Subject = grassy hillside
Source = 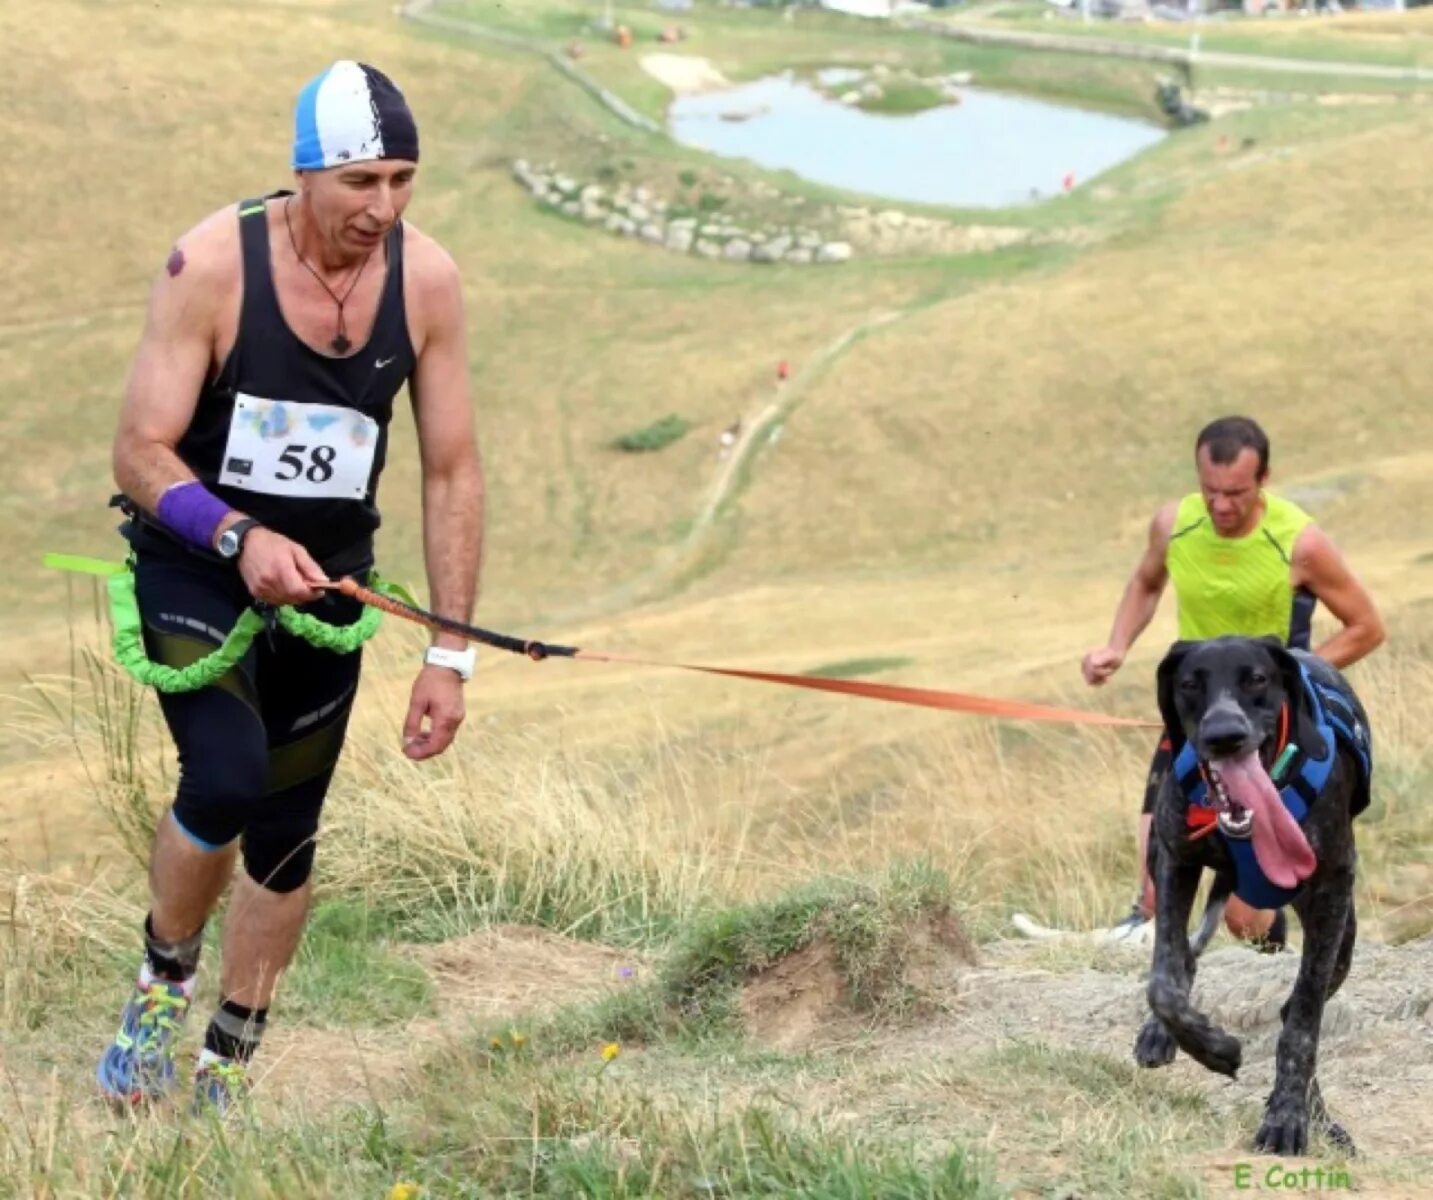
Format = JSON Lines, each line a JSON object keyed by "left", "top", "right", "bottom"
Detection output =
{"left": 4, "top": 0, "right": 1433, "bottom": 1195}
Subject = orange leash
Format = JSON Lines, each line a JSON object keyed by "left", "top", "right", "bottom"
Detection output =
{"left": 328, "top": 578, "right": 1158, "bottom": 730}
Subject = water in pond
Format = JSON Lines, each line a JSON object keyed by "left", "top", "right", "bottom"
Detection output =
{"left": 668, "top": 74, "right": 1165, "bottom": 209}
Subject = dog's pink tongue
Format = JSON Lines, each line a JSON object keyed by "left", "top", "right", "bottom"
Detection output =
{"left": 1216, "top": 751, "right": 1316, "bottom": 888}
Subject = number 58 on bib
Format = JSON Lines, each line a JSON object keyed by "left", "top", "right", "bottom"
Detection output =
{"left": 219, "top": 393, "right": 378, "bottom": 501}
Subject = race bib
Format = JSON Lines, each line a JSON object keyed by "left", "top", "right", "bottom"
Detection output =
{"left": 219, "top": 393, "right": 378, "bottom": 501}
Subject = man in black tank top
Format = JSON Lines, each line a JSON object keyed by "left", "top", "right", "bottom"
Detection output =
{"left": 99, "top": 62, "right": 485, "bottom": 1113}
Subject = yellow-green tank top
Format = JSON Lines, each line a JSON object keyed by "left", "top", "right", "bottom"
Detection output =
{"left": 1165, "top": 491, "right": 1313, "bottom": 644}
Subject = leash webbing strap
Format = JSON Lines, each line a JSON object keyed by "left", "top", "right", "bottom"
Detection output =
{"left": 335, "top": 579, "right": 1157, "bottom": 729}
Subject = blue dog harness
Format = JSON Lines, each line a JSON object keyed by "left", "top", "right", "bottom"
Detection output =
{"left": 1172, "top": 665, "right": 1372, "bottom": 909}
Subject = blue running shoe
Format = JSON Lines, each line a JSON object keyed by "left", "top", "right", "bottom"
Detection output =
{"left": 96, "top": 975, "right": 193, "bottom": 1104}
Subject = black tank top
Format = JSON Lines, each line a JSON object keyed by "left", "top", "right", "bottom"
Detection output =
{"left": 173, "top": 193, "right": 415, "bottom": 569}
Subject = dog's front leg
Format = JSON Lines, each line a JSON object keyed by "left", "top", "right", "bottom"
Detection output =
{"left": 1256, "top": 870, "right": 1353, "bottom": 1155}
{"left": 1140, "top": 840, "right": 1241, "bottom": 1076}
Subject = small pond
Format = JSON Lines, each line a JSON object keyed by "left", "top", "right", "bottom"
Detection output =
{"left": 668, "top": 73, "right": 1165, "bottom": 209}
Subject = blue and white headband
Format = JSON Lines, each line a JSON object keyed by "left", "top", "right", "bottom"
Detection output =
{"left": 292, "top": 61, "right": 420, "bottom": 170}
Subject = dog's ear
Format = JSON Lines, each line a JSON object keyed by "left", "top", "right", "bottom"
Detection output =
{"left": 1156, "top": 640, "right": 1197, "bottom": 746}
{"left": 1261, "top": 640, "right": 1328, "bottom": 760}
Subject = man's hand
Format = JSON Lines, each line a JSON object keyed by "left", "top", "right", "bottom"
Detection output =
{"left": 237, "top": 528, "right": 328, "bottom": 606}
{"left": 1082, "top": 645, "right": 1125, "bottom": 687}
{"left": 402, "top": 666, "right": 466, "bottom": 760}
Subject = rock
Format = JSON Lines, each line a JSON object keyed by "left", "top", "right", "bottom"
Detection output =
{"left": 634, "top": 186, "right": 651, "bottom": 205}
{"left": 797, "top": 231, "right": 822, "bottom": 249}
{"left": 699, "top": 224, "right": 723, "bottom": 238}
{"left": 639, "top": 222, "right": 665, "bottom": 243}
{"left": 668, "top": 217, "right": 698, "bottom": 233}
{"left": 580, "top": 184, "right": 605, "bottom": 203}
{"left": 605, "top": 213, "right": 627, "bottom": 233}
{"left": 723, "top": 238, "right": 753, "bottom": 261}
{"left": 872, "top": 64, "right": 891, "bottom": 80}
{"left": 512, "top": 158, "right": 530, "bottom": 175}
{"left": 878, "top": 210, "right": 906, "bottom": 228}
{"left": 840, "top": 91, "right": 862, "bottom": 105}
{"left": 554, "top": 175, "right": 578, "bottom": 196}
{"left": 861, "top": 82, "right": 883, "bottom": 100}
{"left": 581, "top": 203, "right": 606, "bottom": 222}
{"left": 694, "top": 238, "right": 722, "bottom": 259}
{"left": 785, "top": 247, "right": 814, "bottom": 264}
{"left": 949, "top": 71, "right": 973, "bottom": 85}
{"left": 666, "top": 226, "right": 695, "bottom": 253}
{"left": 753, "top": 234, "right": 793, "bottom": 262}
{"left": 627, "top": 202, "right": 650, "bottom": 224}
{"left": 816, "top": 242, "right": 852, "bottom": 264}
{"left": 561, "top": 201, "right": 581, "bottom": 217}
{"left": 653, "top": 200, "right": 668, "bottom": 214}
{"left": 749, "top": 231, "right": 767, "bottom": 244}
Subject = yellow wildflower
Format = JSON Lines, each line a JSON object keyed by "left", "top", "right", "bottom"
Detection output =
{"left": 388, "top": 1183, "right": 420, "bottom": 1200}
{"left": 600, "top": 1042, "right": 621, "bottom": 1063}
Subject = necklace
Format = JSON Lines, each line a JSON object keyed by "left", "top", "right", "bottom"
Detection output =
{"left": 284, "top": 196, "right": 374, "bottom": 354}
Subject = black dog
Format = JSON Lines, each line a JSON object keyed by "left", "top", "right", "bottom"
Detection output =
{"left": 1134, "top": 636, "right": 1371, "bottom": 1155}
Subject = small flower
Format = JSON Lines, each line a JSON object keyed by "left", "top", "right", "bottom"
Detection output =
{"left": 600, "top": 1042, "right": 621, "bottom": 1063}
{"left": 617, "top": 965, "right": 636, "bottom": 980}
{"left": 388, "top": 1183, "right": 421, "bottom": 1200}
{"left": 510, "top": 1030, "right": 528, "bottom": 1049}
{"left": 489, "top": 1036, "right": 504, "bottom": 1051}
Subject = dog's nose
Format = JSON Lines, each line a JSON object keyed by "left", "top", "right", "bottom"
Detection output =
{"left": 1199, "top": 710, "right": 1252, "bottom": 757}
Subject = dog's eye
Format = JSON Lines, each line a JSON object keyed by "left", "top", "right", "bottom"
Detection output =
{"left": 1248, "top": 672, "right": 1269, "bottom": 688}
{"left": 1178, "top": 677, "right": 1200, "bottom": 695}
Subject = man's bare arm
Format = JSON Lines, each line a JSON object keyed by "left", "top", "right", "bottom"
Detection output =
{"left": 111, "top": 228, "right": 228, "bottom": 512}
{"left": 410, "top": 241, "right": 484, "bottom": 653}
{"left": 1292, "top": 525, "right": 1385, "bottom": 669}
{"left": 1082, "top": 503, "right": 1175, "bottom": 686}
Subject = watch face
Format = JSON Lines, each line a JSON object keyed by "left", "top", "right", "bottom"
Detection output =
{"left": 218, "top": 530, "right": 238, "bottom": 558}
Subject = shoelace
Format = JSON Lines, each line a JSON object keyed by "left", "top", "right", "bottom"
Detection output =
{"left": 134, "top": 984, "right": 190, "bottom": 1052}
{"left": 199, "top": 1058, "right": 249, "bottom": 1099}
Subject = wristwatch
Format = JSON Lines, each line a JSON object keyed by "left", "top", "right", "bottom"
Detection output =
{"left": 216, "top": 517, "right": 260, "bottom": 560}
{"left": 423, "top": 645, "right": 476, "bottom": 681}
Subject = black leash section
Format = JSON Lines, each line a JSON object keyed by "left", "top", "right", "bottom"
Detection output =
{"left": 329, "top": 578, "right": 578, "bottom": 660}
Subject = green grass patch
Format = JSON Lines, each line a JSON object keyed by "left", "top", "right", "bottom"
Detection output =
{"left": 612, "top": 414, "right": 692, "bottom": 453}
{"left": 663, "top": 861, "right": 963, "bottom": 1036}
{"left": 281, "top": 900, "right": 435, "bottom": 1029}
{"left": 805, "top": 655, "right": 916, "bottom": 679}
{"left": 860, "top": 80, "right": 950, "bottom": 115}
{"left": 405, "top": 1049, "right": 997, "bottom": 1198}
{"left": 457, "top": 863, "right": 967, "bottom": 1061}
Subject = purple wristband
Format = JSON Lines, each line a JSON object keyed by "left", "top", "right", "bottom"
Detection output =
{"left": 156, "top": 481, "right": 231, "bottom": 551}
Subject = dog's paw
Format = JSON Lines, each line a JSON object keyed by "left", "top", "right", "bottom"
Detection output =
{"left": 1134, "top": 1015, "right": 1178, "bottom": 1068}
{"left": 1256, "top": 1100, "right": 1310, "bottom": 1156}
{"left": 1187, "top": 1028, "right": 1242, "bottom": 1078}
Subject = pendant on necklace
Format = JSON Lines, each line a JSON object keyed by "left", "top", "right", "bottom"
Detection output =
{"left": 331, "top": 333, "right": 352, "bottom": 355}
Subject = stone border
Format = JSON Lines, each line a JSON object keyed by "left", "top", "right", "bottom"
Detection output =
{"left": 513, "top": 161, "right": 853, "bottom": 265}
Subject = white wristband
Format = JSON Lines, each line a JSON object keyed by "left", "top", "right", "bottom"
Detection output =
{"left": 423, "top": 645, "right": 475, "bottom": 681}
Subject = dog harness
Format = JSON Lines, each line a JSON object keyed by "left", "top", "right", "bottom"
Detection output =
{"left": 1172, "top": 665, "right": 1372, "bottom": 909}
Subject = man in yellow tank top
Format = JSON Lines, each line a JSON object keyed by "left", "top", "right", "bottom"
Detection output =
{"left": 1081, "top": 417, "right": 1384, "bottom": 948}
